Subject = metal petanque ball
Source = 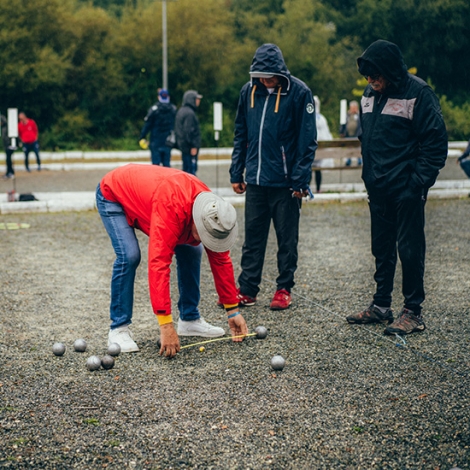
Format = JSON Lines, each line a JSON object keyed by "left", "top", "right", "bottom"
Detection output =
{"left": 107, "top": 342, "right": 121, "bottom": 357}
{"left": 52, "top": 342, "right": 66, "bottom": 356}
{"left": 156, "top": 338, "right": 161, "bottom": 349}
{"left": 255, "top": 326, "right": 268, "bottom": 339}
{"left": 86, "top": 355, "right": 102, "bottom": 371}
{"left": 271, "top": 355, "right": 286, "bottom": 371}
{"left": 73, "top": 338, "right": 87, "bottom": 353}
{"left": 101, "top": 355, "right": 115, "bottom": 370}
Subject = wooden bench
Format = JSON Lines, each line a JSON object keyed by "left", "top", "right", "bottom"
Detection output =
{"left": 313, "top": 138, "right": 362, "bottom": 170}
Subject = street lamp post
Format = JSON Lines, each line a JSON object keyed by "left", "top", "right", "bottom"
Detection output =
{"left": 162, "top": 0, "right": 168, "bottom": 90}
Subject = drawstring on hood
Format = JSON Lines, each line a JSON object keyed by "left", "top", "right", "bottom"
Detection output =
{"left": 251, "top": 84, "right": 281, "bottom": 113}
{"left": 251, "top": 85, "right": 257, "bottom": 109}
{"left": 249, "top": 43, "right": 291, "bottom": 113}
{"left": 275, "top": 87, "right": 281, "bottom": 113}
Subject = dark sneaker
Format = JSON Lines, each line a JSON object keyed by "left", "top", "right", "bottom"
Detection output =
{"left": 384, "top": 308, "right": 426, "bottom": 335}
{"left": 270, "top": 289, "right": 292, "bottom": 310}
{"left": 346, "top": 303, "right": 393, "bottom": 324}
{"left": 237, "top": 289, "right": 257, "bottom": 307}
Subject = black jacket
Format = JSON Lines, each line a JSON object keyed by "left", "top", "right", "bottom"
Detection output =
{"left": 357, "top": 40, "right": 447, "bottom": 194}
{"left": 230, "top": 44, "right": 317, "bottom": 191}
{"left": 174, "top": 91, "right": 201, "bottom": 154}
{"left": 140, "top": 101, "right": 176, "bottom": 146}
{"left": 1, "top": 115, "right": 9, "bottom": 149}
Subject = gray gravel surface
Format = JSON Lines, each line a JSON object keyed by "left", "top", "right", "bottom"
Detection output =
{"left": 1, "top": 165, "right": 469, "bottom": 469}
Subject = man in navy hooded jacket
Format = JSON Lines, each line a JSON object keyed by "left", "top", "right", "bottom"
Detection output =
{"left": 230, "top": 43, "right": 317, "bottom": 310}
{"left": 346, "top": 40, "right": 448, "bottom": 335}
{"left": 139, "top": 89, "right": 177, "bottom": 167}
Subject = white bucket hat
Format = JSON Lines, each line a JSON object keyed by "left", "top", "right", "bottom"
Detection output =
{"left": 192, "top": 192, "right": 238, "bottom": 252}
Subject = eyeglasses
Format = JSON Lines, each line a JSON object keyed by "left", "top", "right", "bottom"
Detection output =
{"left": 364, "top": 74, "right": 381, "bottom": 81}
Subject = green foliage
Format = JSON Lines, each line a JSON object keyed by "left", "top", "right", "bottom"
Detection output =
{"left": 0, "top": 0, "right": 467, "bottom": 149}
{"left": 83, "top": 417, "right": 100, "bottom": 426}
{"left": 0, "top": 0, "right": 76, "bottom": 128}
{"left": 41, "top": 109, "right": 93, "bottom": 150}
{"left": 440, "top": 96, "right": 470, "bottom": 141}
{"left": 324, "top": 0, "right": 470, "bottom": 102}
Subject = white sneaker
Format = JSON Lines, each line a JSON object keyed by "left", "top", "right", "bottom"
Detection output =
{"left": 177, "top": 317, "right": 225, "bottom": 338}
{"left": 108, "top": 325, "right": 139, "bottom": 353}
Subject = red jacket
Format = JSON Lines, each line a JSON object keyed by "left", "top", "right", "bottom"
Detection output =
{"left": 18, "top": 119, "right": 38, "bottom": 144}
{"left": 100, "top": 164, "right": 238, "bottom": 321}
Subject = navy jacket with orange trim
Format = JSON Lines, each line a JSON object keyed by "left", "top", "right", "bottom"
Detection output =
{"left": 230, "top": 44, "right": 317, "bottom": 191}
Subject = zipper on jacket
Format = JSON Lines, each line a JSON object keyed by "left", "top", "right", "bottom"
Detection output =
{"left": 257, "top": 95, "right": 270, "bottom": 185}
{"left": 281, "top": 146, "right": 288, "bottom": 179}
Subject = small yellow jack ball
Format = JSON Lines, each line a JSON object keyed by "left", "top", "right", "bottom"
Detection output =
{"left": 199, "top": 346, "right": 205, "bottom": 352}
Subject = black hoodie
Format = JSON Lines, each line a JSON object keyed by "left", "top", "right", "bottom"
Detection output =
{"left": 357, "top": 40, "right": 447, "bottom": 194}
{"left": 174, "top": 90, "right": 201, "bottom": 154}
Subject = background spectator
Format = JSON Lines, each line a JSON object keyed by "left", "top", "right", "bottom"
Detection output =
{"left": 174, "top": 90, "right": 202, "bottom": 175}
{"left": 1, "top": 115, "right": 15, "bottom": 179}
{"left": 139, "top": 88, "right": 177, "bottom": 167}
{"left": 18, "top": 112, "right": 41, "bottom": 172}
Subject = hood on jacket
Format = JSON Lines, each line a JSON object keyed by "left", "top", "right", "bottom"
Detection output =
{"left": 357, "top": 40, "right": 408, "bottom": 90}
{"left": 182, "top": 90, "right": 202, "bottom": 109}
{"left": 249, "top": 43, "right": 291, "bottom": 90}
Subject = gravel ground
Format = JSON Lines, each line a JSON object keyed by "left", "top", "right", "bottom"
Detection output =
{"left": 1, "top": 161, "right": 469, "bottom": 469}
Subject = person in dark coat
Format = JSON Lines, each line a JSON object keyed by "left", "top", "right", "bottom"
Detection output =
{"left": 139, "top": 89, "right": 177, "bottom": 167}
{"left": 346, "top": 40, "right": 448, "bottom": 335}
{"left": 18, "top": 112, "right": 41, "bottom": 172}
{"left": 174, "top": 90, "right": 202, "bottom": 175}
{"left": 230, "top": 43, "right": 317, "bottom": 311}
{"left": 1, "top": 115, "right": 15, "bottom": 178}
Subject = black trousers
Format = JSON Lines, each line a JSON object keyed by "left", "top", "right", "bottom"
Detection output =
{"left": 238, "top": 184, "right": 301, "bottom": 297}
{"left": 5, "top": 148, "right": 14, "bottom": 175}
{"left": 368, "top": 189, "right": 427, "bottom": 314}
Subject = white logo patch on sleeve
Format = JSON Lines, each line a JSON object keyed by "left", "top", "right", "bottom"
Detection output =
{"left": 382, "top": 98, "right": 416, "bottom": 120}
{"left": 306, "top": 103, "right": 314, "bottom": 114}
{"left": 361, "top": 96, "right": 374, "bottom": 114}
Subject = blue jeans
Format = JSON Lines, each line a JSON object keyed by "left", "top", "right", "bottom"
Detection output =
{"left": 150, "top": 141, "right": 171, "bottom": 167}
{"left": 96, "top": 184, "right": 202, "bottom": 329}
{"left": 23, "top": 141, "right": 41, "bottom": 169}
{"left": 181, "top": 151, "right": 198, "bottom": 175}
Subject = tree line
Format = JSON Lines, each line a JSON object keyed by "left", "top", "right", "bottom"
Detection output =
{"left": 0, "top": 0, "right": 468, "bottom": 150}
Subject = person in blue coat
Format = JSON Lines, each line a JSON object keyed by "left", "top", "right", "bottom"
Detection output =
{"left": 139, "top": 89, "right": 176, "bottom": 167}
{"left": 230, "top": 43, "right": 317, "bottom": 311}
